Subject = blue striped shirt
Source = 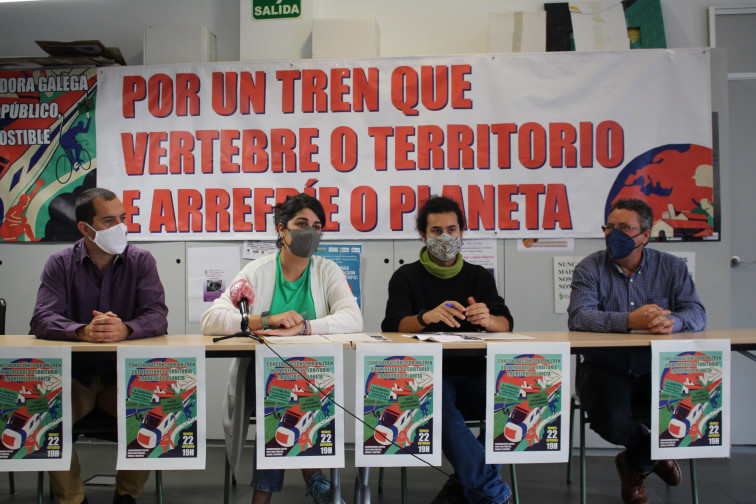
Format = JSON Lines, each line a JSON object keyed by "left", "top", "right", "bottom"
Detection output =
{"left": 568, "top": 247, "right": 706, "bottom": 375}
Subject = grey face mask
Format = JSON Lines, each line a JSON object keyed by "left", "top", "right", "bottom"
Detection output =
{"left": 285, "top": 227, "right": 321, "bottom": 258}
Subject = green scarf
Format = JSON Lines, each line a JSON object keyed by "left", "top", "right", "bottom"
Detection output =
{"left": 419, "top": 246, "right": 463, "bottom": 279}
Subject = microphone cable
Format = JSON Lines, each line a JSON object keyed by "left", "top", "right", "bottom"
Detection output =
{"left": 241, "top": 328, "right": 500, "bottom": 504}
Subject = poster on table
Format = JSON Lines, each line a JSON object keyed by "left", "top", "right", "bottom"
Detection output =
{"left": 0, "top": 347, "right": 71, "bottom": 470}
{"left": 255, "top": 344, "right": 344, "bottom": 469}
{"left": 93, "top": 49, "right": 715, "bottom": 242}
{"left": 116, "top": 346, "right": 206, "bottom": 470}
{"left": 1, "top": 67, "right": 97, "bottom": 243}
{"left": 354, "top": 343, "right": 442, "bottom": 467}
{"left": 485, "top": 342, "right": 570, "bottom": 463}
{"left": 651, "top": 339, "right": 730, "bottom": 460}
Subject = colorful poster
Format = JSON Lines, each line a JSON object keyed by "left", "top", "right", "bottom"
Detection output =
{"left": 354, "top": 343, "right": 442, "bottom": 467}
{"left": 485, "top": 342, "right": 570, "bottom": 463}
{"left": 0, "top": 67, "right": 97, "bottom": 242}
{"left": 651, "top": 340, "right": 730, "bottom": 459}
{"left": 0, "top": 347, "right": 71, "bottom": 471}
{"left": 116, "top": 346, "right": 206, "bottom": 470}
{"left": 315, "top": 244, "right": 362, "bottom": 309}
{"left": 255, "top": 344, "right": 344, "bottom": 469}
{"left": 94, "top": 49, "right": 714, "bottom": 241}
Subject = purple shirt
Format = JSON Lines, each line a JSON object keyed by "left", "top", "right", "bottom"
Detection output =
{"left": 31, "top": 239, "right": 168, "bottom": 341}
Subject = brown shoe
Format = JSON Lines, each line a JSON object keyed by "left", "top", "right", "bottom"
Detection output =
{"left": 653, "top": 459, "right": 682, "bottom": 486}
{"left": 615, "top": 451, "right": 649, "bottom": 504}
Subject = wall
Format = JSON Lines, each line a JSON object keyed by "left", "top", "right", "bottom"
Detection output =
{"left": 1, "top": 0, "right": 754, "bottom": 443}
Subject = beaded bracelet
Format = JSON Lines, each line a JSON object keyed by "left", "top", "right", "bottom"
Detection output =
{"left": 300, "top": 319, "right": 309, "bottom": 335}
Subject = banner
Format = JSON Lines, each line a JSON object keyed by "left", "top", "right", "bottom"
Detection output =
{"left": 94, "top": 49, "right": 714, "bottom": 241}
{"left": 485, "top": 342, "right": 570, "bottom": 463}
{"left": 354, "top": 343, "right": 442, "bottom": 467}
{"left": 255, "top": 344, "right": 344, "bottom": 469}
{"left": 651, "top": 340, "right": 730, "bottom": 460}
{"left": 116, "top": 346, "right": 206, "bottom": 470}
{"left": 0, "top": 347, "right": 71, "bottom": 471}
{"left": 0, "top": 67, "right": 97, "bottom": 242}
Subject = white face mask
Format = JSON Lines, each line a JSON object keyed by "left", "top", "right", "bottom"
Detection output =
{"left": 87, "top": 223, "right": 128, "bottom": 255}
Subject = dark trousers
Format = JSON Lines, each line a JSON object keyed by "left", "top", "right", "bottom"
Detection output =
{"left": 577, "top": 361, "right": 656, "bottom": 473}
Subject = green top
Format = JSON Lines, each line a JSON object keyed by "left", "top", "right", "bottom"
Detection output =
{"left": 270, "top": 251, "right": 316, "bottom": 320}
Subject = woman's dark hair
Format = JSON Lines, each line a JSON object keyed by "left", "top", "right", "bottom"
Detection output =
{"left": 273, "top": 193, "right": 326, "bottom": 248}
{"left": 75, "top": 188, "right": 117, "bottom": 224}
{"left": 416, "top": 195, "right": 466, "bottom": 235}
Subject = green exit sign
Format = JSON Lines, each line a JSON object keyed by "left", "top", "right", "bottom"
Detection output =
{"left": 253, "top": 0, "right": 301, "bottom": 20}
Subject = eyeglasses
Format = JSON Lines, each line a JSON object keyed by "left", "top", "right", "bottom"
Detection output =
{"left": 602, "top": 223, "right": 641, "bottom": 233}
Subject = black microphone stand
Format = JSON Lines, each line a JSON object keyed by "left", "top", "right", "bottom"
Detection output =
{"left": 212, "top": 300, "right": 262, "bottom": 343}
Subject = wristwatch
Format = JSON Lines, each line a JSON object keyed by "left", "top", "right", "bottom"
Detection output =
{"left": 417, "top": 310, "right": 429, "bottom": 327}
{"left": 260, "top": 311, "right": 271, "bottom": 330}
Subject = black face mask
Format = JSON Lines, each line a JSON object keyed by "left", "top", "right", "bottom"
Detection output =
{"left": 606, "top": 229, "right": 642, "bottom": 260}
{"left": 285, "top": 227, "right": 321, "bottom": 258}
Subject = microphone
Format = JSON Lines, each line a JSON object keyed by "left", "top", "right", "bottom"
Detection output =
{"left": 213, "top": 279, "right": 261, "bottom": 343}
{"left": 229, "top": 279, "right": 255, "bottom": 318}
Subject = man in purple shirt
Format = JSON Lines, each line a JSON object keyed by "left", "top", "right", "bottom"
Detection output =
{"left": 31, "top": 187, "right": 168, "bottom": 504}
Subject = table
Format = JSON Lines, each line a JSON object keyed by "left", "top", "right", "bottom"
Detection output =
{"left": 3, "top": 329, "right": 755, "bottom": 504}
{"left": 3, "top": 328, "right": 755, "bottom": 351}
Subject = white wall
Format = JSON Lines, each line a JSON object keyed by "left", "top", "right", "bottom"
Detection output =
{"left": 2, "top": 0, "right": 755, "bottom": 443}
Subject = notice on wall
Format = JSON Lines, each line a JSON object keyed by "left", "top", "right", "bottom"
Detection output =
{"left": 187, "top": 245, "right": 241, "bottom": 322}
{"left": 354, "top": 343, "right": 442, "bottom": 467}
{"left": 553, "top": 256, "right": 583, "bottom": 314}
{"left": 255, "top": 344, "right": 344, "bottom": 469}
{"left": 0, "top": 347, "right": 71, "bottom": 471}
{"left": 462, "top": 239, "right": 498, "bottom": 283}
{"left": 486, "top": 342, "right": 570, "bottom": 463}
{"left": 316, "top": 244, "right": 362, "bottom": 309}
{"left": 116, "top": 346, "right": 206, "bottom": 470}
{"left": 651, "top": 339, "right": 730, "bottom": 460}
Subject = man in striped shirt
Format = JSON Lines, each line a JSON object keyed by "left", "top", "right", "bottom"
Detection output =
{"left": 568, "top": 198, "right": 706, "bottom": 504}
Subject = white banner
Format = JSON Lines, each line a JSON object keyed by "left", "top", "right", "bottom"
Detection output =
{"left": 96, "top": 49, "right": 712, "bottom": 241}
{"left": 651, "top": 340, "right": 730, "bottom": 460}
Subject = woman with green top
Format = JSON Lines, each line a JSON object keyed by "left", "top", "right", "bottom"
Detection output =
{"left": 201, "top": 193, "right": 362, "bottom": 504}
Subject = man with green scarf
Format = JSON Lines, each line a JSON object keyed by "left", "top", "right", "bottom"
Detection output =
{"left": 381, "top": 195, "right": 514, "bottom": 504}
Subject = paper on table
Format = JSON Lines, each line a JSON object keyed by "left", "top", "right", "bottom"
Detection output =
{"left": 476, "top": 333, "right": 536, "bottom": 340}
{"left": 402, "top": 332, "right": 535, "bottom": 342}
{"left": 402, "top": 332, "right": 484, "bottom": 342}
{"left": 261, "top": 335, "right": 330, "bottom": 344}
{"left": 323, "top": 333, "right": 390, "bottom": 342}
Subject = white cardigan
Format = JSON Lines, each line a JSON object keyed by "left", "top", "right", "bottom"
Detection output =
{"left": 200, "top": 253, "right": 363, "bottom": 476}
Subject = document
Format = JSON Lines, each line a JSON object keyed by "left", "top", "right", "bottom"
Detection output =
{"left": 354, "top": 343, "right": 442, "bottom": 467}
{"left": 402, "top": 332, "right": 534, "bottom": 342}
{"left": 0, "top": 347, "right": 72, "bottom": 471}
{"left": 116, "top": 346, "right": 206, "bottom": 470}
{"left": 651, "top": 339, "right": 730, "bottom": 460}
{"left": 255, "top": 344, "right": 345, "bottom": 469}
{"left": 485, "top": 342, "right": 571, "bottom": 463}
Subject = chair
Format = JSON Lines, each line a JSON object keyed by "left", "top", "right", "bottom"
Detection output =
{"left": 37, "top": 408, "right": 164, "bottom": 504}
{"left": 1, "top": 298, "right": 15, "bottom": 496}
{"left": 377, "top": 417, "right": 520, "bottom": 504}
{"left": 566, "top": 357, "right": 699, "bottom": 504}
{"left": 223, "top": 415, "right": 255, "bottom": 504}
